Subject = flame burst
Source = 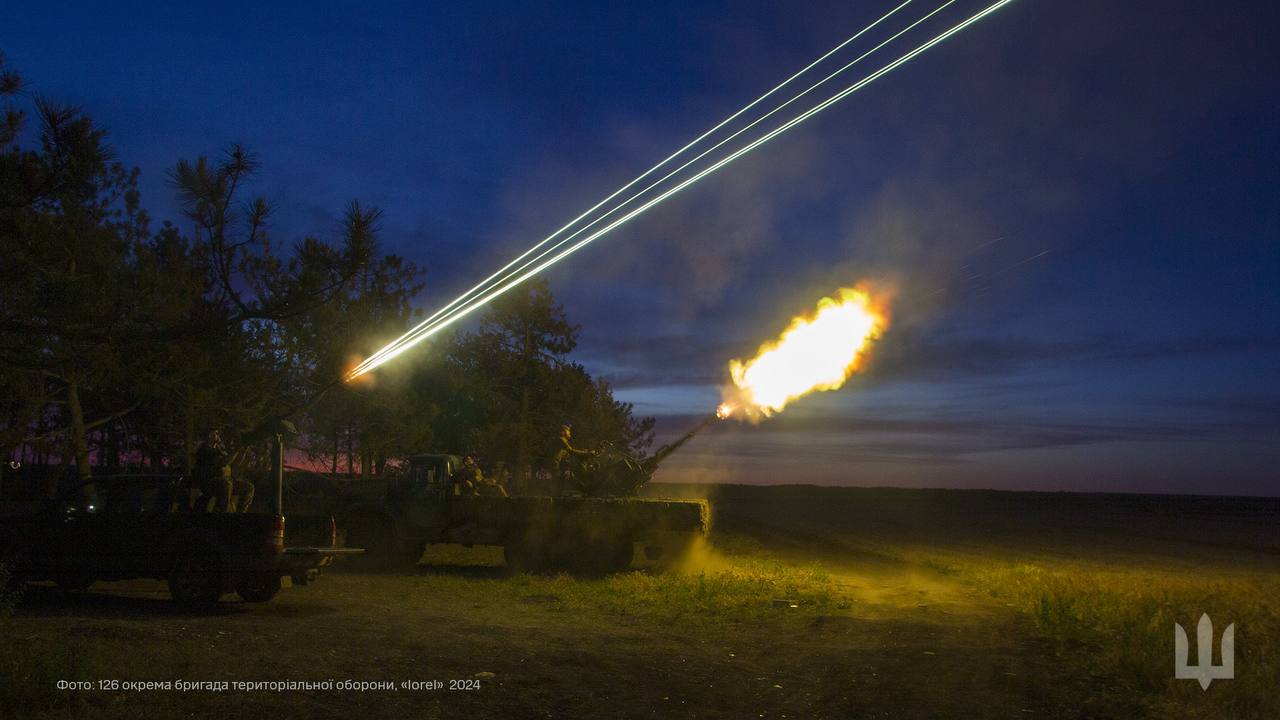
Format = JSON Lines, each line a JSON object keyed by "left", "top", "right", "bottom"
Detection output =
{"left": 721, "top": 286, "right": 888, "bottom": 420}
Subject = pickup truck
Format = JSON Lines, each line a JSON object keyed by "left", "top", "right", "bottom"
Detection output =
{"left": 0, "top": 473, "right": 359, "bottom": 604}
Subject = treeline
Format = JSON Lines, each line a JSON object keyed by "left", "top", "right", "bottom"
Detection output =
{"left": 0, "top": 55, "right": 652, "bottom": 494}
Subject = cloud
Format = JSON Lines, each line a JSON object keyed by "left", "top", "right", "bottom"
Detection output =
{"left": 1151, "top": 395, "right": 1280, "bottom": 419}
{"left": 868, "top": 332, "right": 1280, "bottom": 383}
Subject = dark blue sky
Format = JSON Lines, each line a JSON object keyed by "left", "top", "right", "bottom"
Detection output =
{"left": 6, "top": 0, "right": 1278, "bottom": 494}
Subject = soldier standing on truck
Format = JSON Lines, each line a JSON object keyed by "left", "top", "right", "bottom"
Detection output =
{"left": 459, "top": 455, "right": 482, "bottom": 494}
{"left": 554, "top": 425, "right": 593, "bottom": 467}
{"left": 194, "top": 430, "right": 255, "bottom": 512}
{"left": 554, "top": 424, "right": 599, "bottom": 496}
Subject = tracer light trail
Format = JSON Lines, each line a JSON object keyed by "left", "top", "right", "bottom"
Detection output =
{"left": 352, "top": 0, "right": 959, "bottom": 377}
{"left": 350, "top": 0, "right": 962, "bottom": 376}
{"left": 349, "top": 0, "right": 1019, "bottom": 379}
{"left": 347, "top": 0, "right": 918, "bottom": 377}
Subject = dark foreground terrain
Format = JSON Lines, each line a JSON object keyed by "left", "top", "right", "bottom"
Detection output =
{"left": 3, "top": 484, "right": 1277, "bottom": 719}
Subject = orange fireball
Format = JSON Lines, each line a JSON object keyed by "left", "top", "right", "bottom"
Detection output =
{"left": 723, "top": 286, "right": 888, "bottom": 419}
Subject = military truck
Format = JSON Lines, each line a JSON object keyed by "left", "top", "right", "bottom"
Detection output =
{"left": 291, "top": 453, "right": 708, "bottom": 574}
{"left": 0, "top": 435, "right": 361, "bottom": 604}
{"left": 0, "top": 473, "right": 359, "bottom": 604}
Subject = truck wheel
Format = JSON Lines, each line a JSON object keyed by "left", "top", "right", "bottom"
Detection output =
{"left": 236, "top": 575, "right": 282, "bottom": 603}
{"left": 168, "top": 547, "right": 222, "bottom": 605}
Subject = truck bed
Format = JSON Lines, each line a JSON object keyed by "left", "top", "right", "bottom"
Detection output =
{"left": 442, "top": 495, "right": 708, "bottom": 546}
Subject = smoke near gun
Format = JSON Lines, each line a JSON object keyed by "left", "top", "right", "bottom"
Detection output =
{"left": 582, "top": 283, "right": 894, "bottom": 510}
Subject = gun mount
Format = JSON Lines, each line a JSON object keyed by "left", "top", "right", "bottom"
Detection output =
{"left": 570, "top": 414, "right": 719, "bottom": 497}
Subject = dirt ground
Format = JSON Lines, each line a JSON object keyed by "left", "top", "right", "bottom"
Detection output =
{"left": 4, "top": 485, "right": 1277, "bottom": 719}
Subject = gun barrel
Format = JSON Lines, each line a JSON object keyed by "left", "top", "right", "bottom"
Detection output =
{"left": 646, "top": 413, "right": 721, "bottom": 469}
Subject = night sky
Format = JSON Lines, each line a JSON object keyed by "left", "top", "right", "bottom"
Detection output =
{"left": 6, "top": 0, "right": 1278, "bottom": 495}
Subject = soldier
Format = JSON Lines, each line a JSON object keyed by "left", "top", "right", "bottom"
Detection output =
{"left": 193, "top": 430, "right": 255, "bottom": 512}
{"left": 192, "top": 430, "right": 227, "bottom": 511}
{"left": 489, "top": 461, "right": 514, "bottom": 496}
{"left": 554, "top": 425, "right": 596, "bottom": 467}
{"left": 553, "top": 424, "right": 594, "bottom": 496}
{"left": 454, "top": 456, "right": 509, "bottom": 498}
{"left": 459, "top": 455, "right": 484, "bottom": 495}
{"left": 229, "top": 463, "right": 255, "bottom": 513}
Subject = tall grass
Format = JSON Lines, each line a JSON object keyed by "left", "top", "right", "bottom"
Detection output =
{"left": 416, "top": 554, "right": 838, "bottom": 627}
{"left": 537, "top": 557, "right": 837, "bottom": 625}
{"left": 964, "top": 560, "right": 1279, "bottom": 719}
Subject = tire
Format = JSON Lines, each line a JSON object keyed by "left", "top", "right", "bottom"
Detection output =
{"left": 236, "top": 574, "right": 282, "bottom": 603}
{"left": 168, "top": 546, "right": 222, "bottom": 605}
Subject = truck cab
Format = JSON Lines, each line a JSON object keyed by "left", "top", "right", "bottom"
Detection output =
{"left": 391, "top": 454, "right": 462, "bottom": 536}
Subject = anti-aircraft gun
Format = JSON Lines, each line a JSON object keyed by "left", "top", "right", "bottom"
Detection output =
{"left": 284, "top": 416, "right": 717, "bottom": 574}
{"left": 569, "top": 414, "right": 720, "bottom": 498}
{"left": 269, "top": 381, "right": 711, "bottom": 574}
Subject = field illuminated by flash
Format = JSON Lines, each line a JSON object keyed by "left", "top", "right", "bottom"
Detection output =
{"left": 3, "top": 485, "right": 1277, "bottom": 720}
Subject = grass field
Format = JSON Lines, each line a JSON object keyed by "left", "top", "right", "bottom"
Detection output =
{"left": 2, "top": 484, "right": 1277, "bottom": 719}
